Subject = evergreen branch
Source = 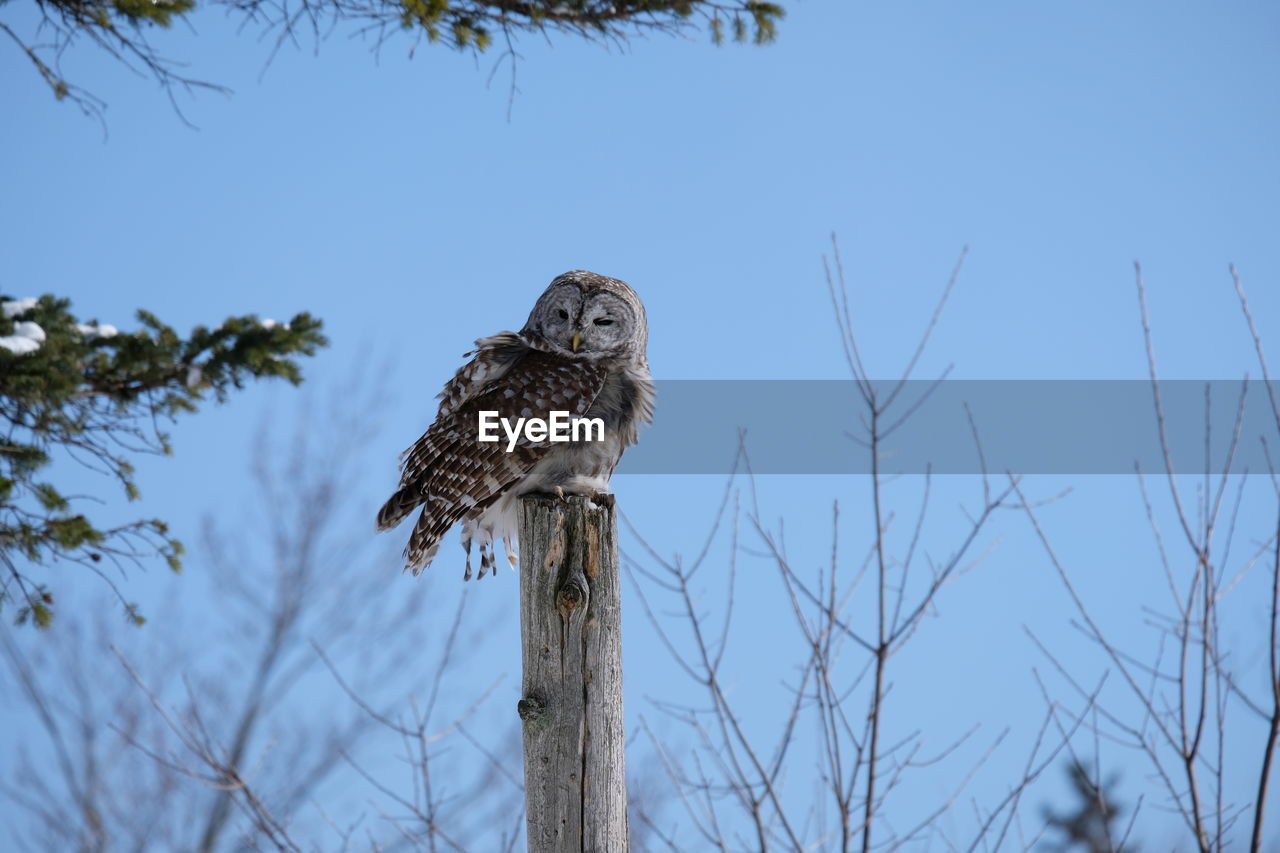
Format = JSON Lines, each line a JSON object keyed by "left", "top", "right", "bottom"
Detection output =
{"left": 0, "top": 293, "right": 327, "bottom": 629}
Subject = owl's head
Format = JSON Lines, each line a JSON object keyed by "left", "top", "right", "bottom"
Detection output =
{"left": 523, "top": 270, "right": 648, "bottom": 361}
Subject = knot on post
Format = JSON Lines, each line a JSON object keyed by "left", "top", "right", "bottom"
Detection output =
{"left": 556, "top": 579, "right": 586, "bottom": 616}
{"left": 517, "top": 694, "right": 547, "bottom": 722}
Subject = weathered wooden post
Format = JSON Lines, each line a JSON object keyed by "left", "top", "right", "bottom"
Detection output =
{"left": 517, "top": 494, "right": 628, "bottom": 853}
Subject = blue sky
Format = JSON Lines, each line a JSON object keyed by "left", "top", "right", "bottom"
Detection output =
{"left": 3, "top": 0, "right": 1280, "bottom": 848}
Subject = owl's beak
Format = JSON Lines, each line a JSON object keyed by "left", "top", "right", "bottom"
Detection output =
{"left": 571, "top": 333, "right": 582, "bottom": 353}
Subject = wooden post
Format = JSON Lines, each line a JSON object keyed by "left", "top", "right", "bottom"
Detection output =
{"left": 517, "top": 494, "right": 628, "bottom": 853}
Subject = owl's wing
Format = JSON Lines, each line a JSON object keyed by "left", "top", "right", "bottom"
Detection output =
{"left": 391, "top": 332, "right": 529, "bottom": 490}
{"left": 376, "top": 351, "right": 609, "bottom": 573}
{"left": 432, "top": 332, "right": 531, "bottom": 424}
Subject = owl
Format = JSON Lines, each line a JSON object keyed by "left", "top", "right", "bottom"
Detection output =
{"left": 376, "top": 270, "right": 654, "bottom": 579}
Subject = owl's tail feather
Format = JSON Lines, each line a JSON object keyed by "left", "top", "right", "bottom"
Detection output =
{"left": 405, "top": 536, "right": 442, "bottom": 577}
{"left": 376, "top": 486, "right": 422, "bottom": 532}
{"left": 404, "top": 500, "right": 472, "bottom": 576}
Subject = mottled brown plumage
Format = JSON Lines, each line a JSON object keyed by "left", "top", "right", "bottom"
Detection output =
{"left": 376, "top": 271, "right": 654, "bottom": 579}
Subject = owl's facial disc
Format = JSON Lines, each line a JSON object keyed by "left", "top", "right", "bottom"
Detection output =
{"left": 531, "top": 285, "right": 633, "bottom": 357}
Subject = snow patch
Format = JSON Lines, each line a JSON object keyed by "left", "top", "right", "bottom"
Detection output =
{"left": 0, "top": 320, "right": 46, "bottom": 355}
{"left": 2, "top": 298, "right": 38, "bottom": 319}
{"left": 0, "top": 336, "right": 40, "bottom": 355}
{"left": 78, "top": 323, "right": 119, "bottom": 340}
{"left": 12, "top": 321, "right": 45, "bottom": 343}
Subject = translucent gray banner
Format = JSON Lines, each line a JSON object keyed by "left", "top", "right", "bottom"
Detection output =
{"left": 614, "top": 380, "right": 1280, "bottom": 475}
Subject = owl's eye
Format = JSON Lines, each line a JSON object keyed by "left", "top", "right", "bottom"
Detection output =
{"left": 557, "top": 309, "right": 569, "bottom": 320}
{"left": 594, "top": 318, "right": 614, "bottom": 326}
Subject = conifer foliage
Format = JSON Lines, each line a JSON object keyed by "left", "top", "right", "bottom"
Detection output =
{"left": 0, "top": 294, "right": 326, "bottom": 629}
{"left": 1042, "top": 760, "right": 1131, "bottom": 853}
{"left": 1, "top": 0, "right": 786, "bottom": 120}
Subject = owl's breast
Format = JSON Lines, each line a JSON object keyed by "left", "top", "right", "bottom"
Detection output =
{"left": 585, "top": 363, "right": 654, "bottom": 444}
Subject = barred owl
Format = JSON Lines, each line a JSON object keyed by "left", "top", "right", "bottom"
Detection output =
{"left": 375, "top": 270, "right": 654, "bottom": 579}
